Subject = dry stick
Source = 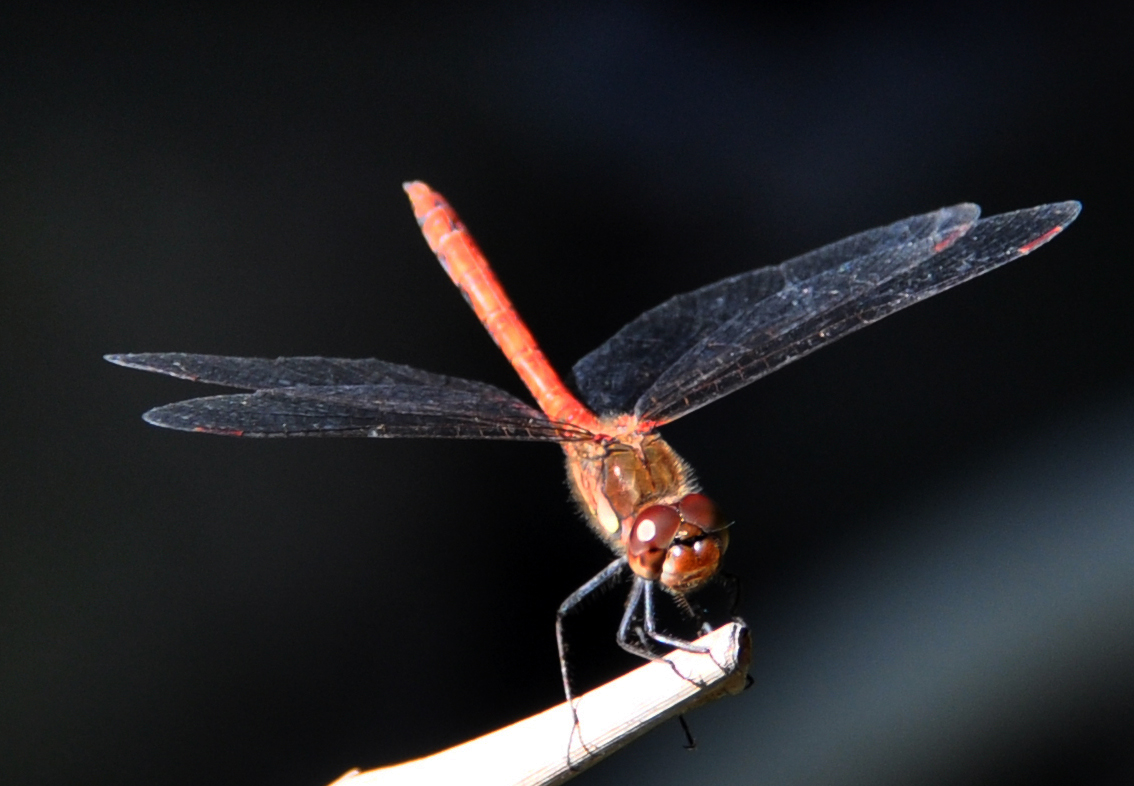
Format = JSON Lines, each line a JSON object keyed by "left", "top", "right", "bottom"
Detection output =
{"left": 328, "top": 622, "right": 751, "bottom": 786}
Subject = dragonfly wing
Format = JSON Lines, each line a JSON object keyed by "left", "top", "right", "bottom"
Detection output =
{"left": 571, "top": 204, "right": 981, "bottom": 415}
{"left": 635, "top": 201, "right": 1081, "bottom": 425}
{"left": 140, "top": 383, "right": 589, "bottom": 440}
{"left": 104, "top": 353, "right": 495, "bottom": 391}
{"left": 106, "top": 354, "right": 590, "bottom": 440}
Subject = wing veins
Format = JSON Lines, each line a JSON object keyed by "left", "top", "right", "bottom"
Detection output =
{"left": 636, "top": 201, "right": 1081, "bottom": 424}
{"left": 571, "top": 203, "right": 981, "bottom": 414}
{"left": 105, "top": 355, "right": 592, "bottom": 441}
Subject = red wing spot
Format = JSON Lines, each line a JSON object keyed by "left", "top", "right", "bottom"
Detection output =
{"left": 635, "top": 419, "right": 659, "bottom": 434}
{"left": 933, "top": 224, "right": 973, "bottom": 253}
{"left": 195, "top": 426, "right": 245, "bottom": 436}
{"left": 1018, "top": 226, "right": 1063, "bottom": 256}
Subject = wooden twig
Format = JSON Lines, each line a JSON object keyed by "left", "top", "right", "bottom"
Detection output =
{"left": 329, "top": 621, "right": 750, "bottom": 786}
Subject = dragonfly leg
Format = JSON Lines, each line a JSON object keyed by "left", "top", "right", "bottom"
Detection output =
{"left": 642, "top": 581, "right": 710, "bottom": 654}
{"left": 678, "top": 714, "right": 698, "bottom": 750}
{"left": 556, "top": 557, "right": 627, "bottom": 705}
{"left": 620, "top": 579, "right": 713, "bottom": 751}
{"left": 615, "top": 578, "right": 658, "bottom": 660}
{"left": 556, "top": 556, "right": 626, "bottom": 769}
{"left": 718, "top": 569, "right": 745, "bottom": 619}
{"left": 671, "top": 590, "right": 712, "bottom": 636}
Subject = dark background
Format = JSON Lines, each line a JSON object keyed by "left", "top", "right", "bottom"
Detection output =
{"left": 2, "top": 3, "right": 1132, "bottom": 785}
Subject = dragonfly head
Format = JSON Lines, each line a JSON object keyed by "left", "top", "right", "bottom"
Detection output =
{"left": 623, "top": 493, "right": 730, "bottom": 593}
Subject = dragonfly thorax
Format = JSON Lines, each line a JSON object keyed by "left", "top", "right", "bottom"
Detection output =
{"left": 564, "top": 432, "right": 729, "bottom": 592}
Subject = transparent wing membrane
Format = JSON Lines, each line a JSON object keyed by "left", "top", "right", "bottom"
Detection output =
{"left": 106, "top": 353, "right": 589, "bottom": 441}
{"left": 571, "top": 202, "right": 1080, "bottom": 425}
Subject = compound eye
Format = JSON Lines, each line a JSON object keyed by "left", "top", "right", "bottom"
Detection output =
{"left": 661, "top": 533, "right": 725, "bottom": 592}
{"left": 628, "top": 505, "right": 681, "bottom": 556}
{"left": 677, "top": 493, "right": 727, "bottom": 532}
{"left": 625, "top": 504, "right": 681, "bottom": 581}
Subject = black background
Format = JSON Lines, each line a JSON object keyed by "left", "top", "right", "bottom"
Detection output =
{"left": 3, "top": 3, "right": 1132, "bottom": 785}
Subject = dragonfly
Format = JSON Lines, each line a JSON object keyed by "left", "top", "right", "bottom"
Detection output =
{"left": 106, "top": 183, "right": 1080, "bottom": 709}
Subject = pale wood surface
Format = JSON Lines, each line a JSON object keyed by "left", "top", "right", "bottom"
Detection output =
{"left": 328, "top": 621, "right": 750, "bottom": 786}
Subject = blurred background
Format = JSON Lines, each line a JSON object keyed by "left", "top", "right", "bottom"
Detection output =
{"left": 2, "top": 3, "right": 1131, "bottom": 785}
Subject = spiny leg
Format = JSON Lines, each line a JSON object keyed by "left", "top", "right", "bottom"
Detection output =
{"left": 556, "top": 557, "right": 626, "bottom": 768}
{"left": 674, "top": 570, "right": 746, "bottom": 636}
{"left": 717, "top": 570, "right": 744, "bottom": 619}
{"left": 671, "top": 590, "right": 712, "bottom": 637}
{"left": 615, "top": 578, "right": 658, "bottom": 661}
{"left": 625, "top": 579, "right": 713, "bottom": 748}
{"left": 642, "top": 580, "right": 710, "bottom": 654}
